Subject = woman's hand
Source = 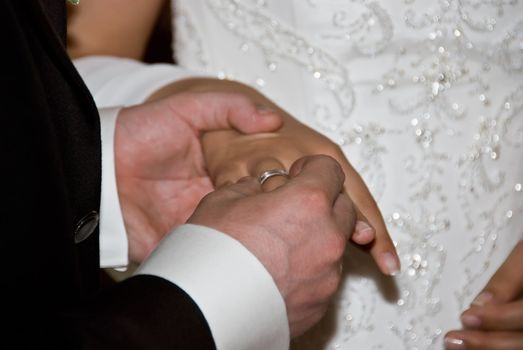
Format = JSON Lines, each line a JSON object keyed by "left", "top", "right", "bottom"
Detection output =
{"left": 445, "top": 241, "right": 523, "bottom": 350}
{"left": 148, "top": 78, "right": 401, "bottom": 276}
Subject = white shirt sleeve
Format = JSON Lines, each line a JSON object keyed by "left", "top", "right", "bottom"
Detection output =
{"left": 74, "top": 55, "right": 209, "bottom": 108}
{"left": 135, "top": 224, "right": 290, "bottom": 350}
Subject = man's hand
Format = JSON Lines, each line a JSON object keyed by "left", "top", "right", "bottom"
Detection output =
{"left": 115, "top": 92, "right": 282, "bottom": 262}
{"left": 188, "top": 155, "right": 356, "bottom": 337}
{"left": 444, "top": 241, "right": 523, "bottom": 350}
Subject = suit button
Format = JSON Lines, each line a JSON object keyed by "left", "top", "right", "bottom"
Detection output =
{"left": 74, "top": 211, "right": 99, "bottom": 243}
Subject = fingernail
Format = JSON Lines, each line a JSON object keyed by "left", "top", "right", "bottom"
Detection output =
{"left": 460, "top": 313, "right": 481, "bottom": 328}
{"left": 471, "top": 291, "right": 493, "bottom": 307}
{"left": 382, "top": 252, "right": 400, "bottom": 276}
{"left": 354, "top": 221, "right": 374, "bottom": 237}
{"left": 444, "top": 336, "right": 466, "bottom": 350}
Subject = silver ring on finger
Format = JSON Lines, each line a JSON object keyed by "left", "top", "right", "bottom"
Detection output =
{"left": 258, "top": 168, "right": 289, "bottom": 185}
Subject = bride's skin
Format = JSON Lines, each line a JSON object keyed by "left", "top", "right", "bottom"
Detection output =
{"left": 67, "top": 1, "right": 523, "bottom": 348}
{"left": 67, "top": 0, "right": 164, "bottom": 60}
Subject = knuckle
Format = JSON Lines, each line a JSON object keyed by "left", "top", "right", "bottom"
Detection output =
{"left": 324, "top": 233, "right": 347, "bottom": 261}
{"left": 294, "top": 186, "right": 330, "bottom": 210}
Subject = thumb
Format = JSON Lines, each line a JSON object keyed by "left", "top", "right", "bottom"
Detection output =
{"left": 472, "top": 240, "right": 523, "bottom": 306}
{"left": 170, "top": 92, "right": 282, "bottom": 134}
{"left": 286, "top": 155, "right": 346, "bottom": 205}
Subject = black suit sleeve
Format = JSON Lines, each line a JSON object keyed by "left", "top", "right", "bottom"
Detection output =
{"left": 1, "top": 1, "right": 215, "bottom": 348}
{"left": 67, "top": 275, "right": 216, "bottom": 350}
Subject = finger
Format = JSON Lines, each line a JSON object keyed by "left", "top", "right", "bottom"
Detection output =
{"left": 472, "top": 240, "right": 523, "bottom": 306}
{"left": 461, "top": 300, "right": 523, "bottom": 331}
{"left": 332, "top": 192, "right": 357, "bottom": 241}
{"left": 171, "top": 92, "right": 283, "bottom": 134}
{"left": 212, "top": 161, "right": 250, "bottom": 189}
{"left": 444, "top": 330, "right": 523, "bottom": 350}
{"left": 351, "top": 209, "right": 376, "bottom": 245}
{"left": 204, "top": 176, "right": 263, "bottom": 204}
{"left": 285, "top": 155, "right": 345, "bottom": 205}
{"left": 222, "top": 176, "right": 263, "bottom": 198}
{"left": 187, "top": 176, "right": 263, "bottom": 229}
{"left": 251, "top": 158, "right": 289, "bottom": 192}
{"left": 338, "top": 159, "right": 400, "bottom": 276}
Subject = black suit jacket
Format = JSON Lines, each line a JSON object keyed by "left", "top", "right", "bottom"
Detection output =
{"left": 1, "top": 1, "right": 215, "bottom": 348}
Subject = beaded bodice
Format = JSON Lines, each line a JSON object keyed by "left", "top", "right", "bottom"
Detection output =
{"left": 173, "top": 1, "right": 523, "bottom": 348}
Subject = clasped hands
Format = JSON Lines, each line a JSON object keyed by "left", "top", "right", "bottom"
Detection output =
{"left": 113, "top": 78, "right": 399, "bottom": 337}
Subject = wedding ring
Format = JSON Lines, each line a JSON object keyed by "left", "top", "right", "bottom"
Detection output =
{"left": 258, "top": 168, "right": 289, "bottom": 185}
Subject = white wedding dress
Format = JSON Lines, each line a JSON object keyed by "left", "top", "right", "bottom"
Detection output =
{"left": 172, "top": 1, "right": 523, "bottom": 348}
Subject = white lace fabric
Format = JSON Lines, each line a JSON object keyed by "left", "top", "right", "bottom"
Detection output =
{"left": 173, "top": 1, "right": 523, "bottom": 348}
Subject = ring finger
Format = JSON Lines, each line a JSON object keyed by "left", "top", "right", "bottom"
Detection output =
{"left": 251, "top": 158, "right": 289, "bottom": 192}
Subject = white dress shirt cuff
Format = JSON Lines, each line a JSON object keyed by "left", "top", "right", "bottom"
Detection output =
{"left": 135, "top": 224, "right": 290, "bottom": 350}
{"left": 99, "top": 107, "right": 128, "bottom": 269}
{"left": 74, "top": 56, "right": 208, "bottom": 107}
